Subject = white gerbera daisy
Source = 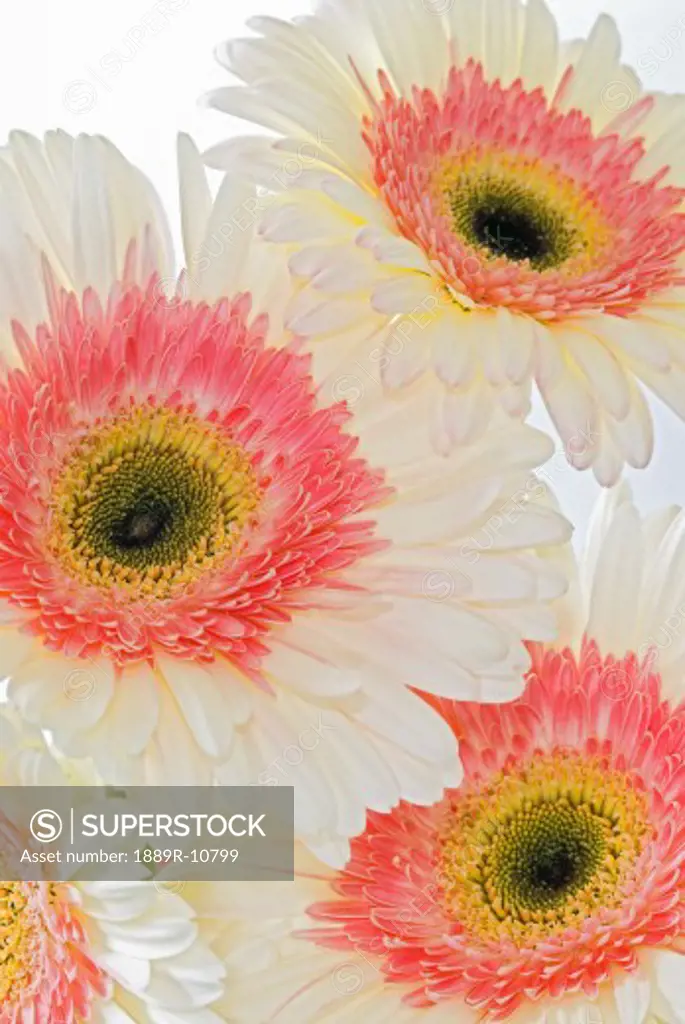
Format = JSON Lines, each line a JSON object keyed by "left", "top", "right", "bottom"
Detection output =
{"left": 208, "top": 484, "right": 685, "bottom": 1024}
{"left": 205, "top": 0, "right": 685, "bottom": 485}
{"left": 0, "top": 866, "right": 228, "bottom": 1021}
{"left": 0, "top": 130, "right": 570, "bottom": 864}
{"left": 0, "top": 712, "right": 228, "bottom": 1022}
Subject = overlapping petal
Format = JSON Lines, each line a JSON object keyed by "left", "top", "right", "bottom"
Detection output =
{"left": 213, "top": 486, "right": 685, "bottom": 1024}
{"left": 0, "top": 130, "right": 572, "bottom": 863}
{"left": 205, "top": 0, "right": 685, "bottom": 484}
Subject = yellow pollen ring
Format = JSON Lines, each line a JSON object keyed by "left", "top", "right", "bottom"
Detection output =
{"left": 431, "top": 146, "right": 613, "bottom": 274}
{"left": 0, "top": 882, "right": 59, "bottom": 1006}
{"left": 47, "top": 405, "right": 263, "bottom": 602}
{"left": 438, "top": 752, "right": 652, "bottom": 945}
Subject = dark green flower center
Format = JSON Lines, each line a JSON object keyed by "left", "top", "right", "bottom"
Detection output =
{"left": 49, "top": 406, "right": 262, "bottom": 599}
{"left": 112, "top": 498, "right": 171, "bottom": 550}
{"left": 448, "top": 176, "right": 580, "bottom": 270}
{"left": 471, "top": 203, "right": 552, "bottom": 265}
{"left": 82, "top": 444, "right": 221, "bottom": 571}
{"left": 438, "top": 752, "right": 652, "bottom": 943}
{"left": 488, "top": 801, "right": 607, "bottom": 914}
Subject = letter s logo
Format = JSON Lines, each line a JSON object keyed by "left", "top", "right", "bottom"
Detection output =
{"left": 29, "top": 809, "right": 63, "bottom": 843}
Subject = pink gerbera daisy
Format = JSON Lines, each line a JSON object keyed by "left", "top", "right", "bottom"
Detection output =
{"left": 219, "top": 485, "right": 685, "bottom": 1023}
{"left": 0, "top": 709, "right": 227, "bottom": 1023}
{"left": 0, "top": 130, "right": 571, "bottom": 863}
{"left": 206, "top": 0, "right": 685, "bottom": 484}
{"left": 0, "top": 871, "right": 110, "bottom": 1024}
{"left": 0, "top": 730, "right": 227, "bottom": 1024}
{"left": 0, "top": 867, "right": 227, "bottom": 1023}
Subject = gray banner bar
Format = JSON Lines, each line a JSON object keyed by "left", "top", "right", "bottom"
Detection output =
{"left": 0, "top": 786, "right": 294, "bottom": 882}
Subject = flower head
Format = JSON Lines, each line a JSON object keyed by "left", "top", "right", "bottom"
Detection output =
{"left": 206, "top": 0, "right": 685, "bottom": 484}
{"left": 219, "top": 485, "right": 685, "bottom": 1023}
{"left": 0, "top": 870, "right": 227, "bottom": 1023}
{"left": 0, "top": 130, "right": 571, "bottom": 862}
{"left": 0, "top": 712, "right": 228, "bottom": 1023}
{"left": 0, "top": 875, "right": 108, "bottom": 1023}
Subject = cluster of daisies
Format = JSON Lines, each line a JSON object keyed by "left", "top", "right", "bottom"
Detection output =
{"left": 1, "top": 0, "right": 685, "bottom": 1020}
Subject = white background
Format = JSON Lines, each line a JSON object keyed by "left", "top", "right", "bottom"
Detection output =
{"left": 2, "top": 0, "right": 685, "bottom": 540}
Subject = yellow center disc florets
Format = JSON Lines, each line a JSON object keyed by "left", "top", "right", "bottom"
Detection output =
{"left": 0, "top": 882, "right": 28, "bottom": 1004}
{"left": 0, "top": 882, "right": 55, "bottom": 1005}
{"left": 48, "top": 406, "right": 262, "bottom": 600}
{"left": 439, "top": 753, "right": 652, "bottom": 945}
{"left": 433, "top": 151, "right": 612, "bottom": 273}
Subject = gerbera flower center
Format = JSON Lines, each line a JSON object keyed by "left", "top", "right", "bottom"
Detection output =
{"left": 1, "top": 280, "right": 391, "bottom": 666}
{"left": 114, "top": 498, "right": 170, "bottom": 549}
{"left": 439, "top": 752, "right": 652, "bottom": 943}
{"left": 304, "top": 647, "right": 685, "bottom": 1020}
{"left": 363, "top": 62, "right": 685, "bottom": 317}
{"left": 431, "top": 149, "right": 612, "bottom": 278}
{"left": 496, "top": 801, "right": 604, "bottom": 898}
{"left": 0, "top": 881, "right": 32, "bottom": 1005}
{"left": 0, "top": 878, "right": 107, "bottom": 1019}
{"left": 449, "top": 177, "right": 576, "bottom": 269}
{"left": 48, "top": 405, "right": 262, "bottom": 600}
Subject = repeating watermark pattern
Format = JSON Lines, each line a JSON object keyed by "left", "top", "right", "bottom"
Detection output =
{"left": 327, "top": 289, "right": 447, "bottom": 408}
{"left": 149, "top": 131, "right": 334, "bottom": 311}
{"left": 637, "top": 16, "right": 685, "bottom": 77}
{"left": 414, "top": 419, "right": 597, "bottom": 606}
{"left": 326, "top": 240, "right": 521, "bottom": 410}
{"left": 422, "top": 0, "right": 455, "bottom": 12}
{"left": 63, "top": 668, "right": 98, "bottom": 703}
{"left": 254, "top": 713, "right": 335, "bottom": 787}
{"left": 600, "top": 80, "right": 636, "bottom": 114}
{"left": 483, "top": 224, "right": 515, "bottom": 255}
{"left": 331, "top": 963, "right": 366, "bottom": 996}
{"left": 422, "top": 569, "right": 462, "bottom": 602}
{"left": 593, "top": 601, "right": 685, "bottom": 703}
{"left": 641, "top": 603, "right": 685, "bottom": 660}
{"left": 457, "top": 421, "right": 596, "bottom": 569}
{"left": 184, "top": 132, "right": 334, "bottom": 288}
{"left": 599, "top": 664, "right": 634, "bottom": 702}
{"left": 458, "top": 473, "right": 552, "bottom": 567}
{"left": 63, "top": 0, "right": 190, "bottom": 115}
{"left": 153, "top": 878, "right": 187, "bottom": 896}
{"left": 331, "top": 373, "right": 366, "bottom": 405}
{"left": 600, "top": 13, "right": 685, "bottom": 115}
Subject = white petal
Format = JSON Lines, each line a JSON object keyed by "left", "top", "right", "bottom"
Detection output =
{"left": 371, "top": 274, "right": 439, "bottom": 315}
{"left": 440, "top": 381, "right": 494, "bottom": 446}
{"left": 267, "top": 642, "right": 362, "bottom": 698}
{"left": 9, "top": 655, "right": 115, "bottom": 736}
{"left": 591, "top": 314, "right": 672, "bottom": 373}
{"left": 290, "top": 243, "right": 374, "bottom": 293}
{"left": 355, "top": 673, "right": 463, "bottom": 763}
{"left": 586, "top": 495, "right": 643, "bottom": 654}
{"left": 380, "top": 322, "right": 430, "bottom": 388}
{"left": 428, "top": 311, "right": 475, "bottom": 387}
{"left": 563, "top": 327, "right": 631, "bottom": 421}
{"left": 536, "top": 343, "right": 599, "bottom": 469}
{"left": 0, "top": 628, "right": 36, "bottom": 678}
{"left": 177, "top": 133, "right": 212, "bottom": 276}
{"left": 519, "top": 0, "right": 559, "bottom": 92}
{"left": 610, "top": 972, "right": 653, "bottom": 1024}
{"left": 357, "top": 225, "right": 434, "bottom": 274}
{"left": 654, "top": 950, "right": 685, "bottom": 1022}
{"left": 262, "top": 199, "right": 353, "bottom": 245}
{"left": 158, "top": 658, "right": 235, "bottom": 759}
{"left": 65, "top": 663, "right": 159, "bottom": 761}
